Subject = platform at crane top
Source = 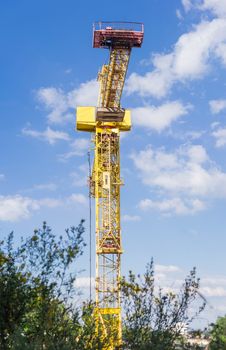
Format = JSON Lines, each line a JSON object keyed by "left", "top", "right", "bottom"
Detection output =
{"left": 93, "top": 21, "right": 144, "bottom": 48}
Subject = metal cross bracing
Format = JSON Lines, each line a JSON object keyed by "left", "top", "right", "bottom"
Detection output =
{"left": 98, "top": 48, "right": 131, "bottom": 109}
{"left": 93, "top": 129, "right": 122, "bottom": 344}
{"left": 76, "top": 21, "right": 144, "bottom": 349}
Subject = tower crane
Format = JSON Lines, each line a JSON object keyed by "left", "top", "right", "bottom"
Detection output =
{"left": 76, "top": 21, "right": 144, "bottom": 349}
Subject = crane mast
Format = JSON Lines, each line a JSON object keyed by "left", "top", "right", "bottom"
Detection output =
{"left": 76, "top": 21, "right": 144, "bottom": 349}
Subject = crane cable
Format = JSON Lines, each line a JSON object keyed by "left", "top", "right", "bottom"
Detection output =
{"left": 87, "top": 150, "right": 92, "bottom": 302}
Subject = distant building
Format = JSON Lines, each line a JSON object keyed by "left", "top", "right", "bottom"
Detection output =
{"left": 187, "top": 338, "right": 210, "bottom": 349}
{"left": 175, "top": 337, "right": 210, "bottom": 349}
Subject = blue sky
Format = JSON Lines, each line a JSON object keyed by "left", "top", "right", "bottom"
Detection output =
{"left": 1, "top": 0, "right": 226, "bottom": 327}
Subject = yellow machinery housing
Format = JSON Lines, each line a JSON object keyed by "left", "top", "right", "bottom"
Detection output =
{"left": 77, "top": 107, "right": 131, "bottom": 132}
{"left": 76, "top": 21, "right": 144, "bottom": 349}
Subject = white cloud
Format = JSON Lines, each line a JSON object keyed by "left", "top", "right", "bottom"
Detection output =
{"left": 70, "top": 171, "right": 87, "bottom": 187}
{"left": 32, "top": 183, "right": 57, "bottom": 191}
{"left": 176, "top": 9, "right": 184, "bottom": 20}
{"left": 200, "top": 286, "right": 226, "bottom": 297}
{"left": 209, "top": 99, "right": 226, "bottom": 114}
{"left": 200, "top": 274, "right": 226, "bottom": 297}
{"left": 74, "top": 277, "right": 95, "bottom": 289}
{"left": 182, "top": 0, "right": 193, "bottom": 12}
{"left": 151, "top": 263, "right": 226, "bottom": 298}
{"left": 173, "top": 20, "right": 224, "bottom": 77}
{"left": 126, "top": 59, "right": 173, "bottom": 99}
{"left": 22, "top": 126, "right": 70, "bottom": 145}
{"left": 212, "top": 127, "right": 226, "bottom": 147}
{"left": 68, "top": 80, "right": 99, "bottom": 106}
{"left": 132, "top": 144, "right": 226, "bottom": 215}
{"left": 202, "top": 0, "right": 226, "bottom": 16}
{"left": 132, "top": 145, "right": 226, "bottom": 197}
{"left": 185, "top": 130, "right": 205, "bottom": 140}
{"left": 139, "top": 198, "right": 205, "bottom": 215}
{"left": 126, "top": 18, "right": 226, "bottom": 98}
{"left": 37, "top": 80, "right": 98, "bottom": 124}
{"left": 0, "top": 192, "right": 88, "bottom": 222}
{"left": 58, "top": 138, "right": 90, "bottom": 160}
{"left": 122, "top": 214, "right": 141, "bottom": 222}
{"left": 0, "top": 195, "right": 39, "bottom": 221}
{"left": 0, "top": 174, "right": 5, "bottom": 180}
{"left": 202, "top": 276, "right": 226, "bottom": 286}
{"left": 37, "top": 87, "right": 73, "bottom": 124}
{"left": 38, "top": 198, "right": 62, "bottom": 208}
{"left": 68, "top": 193, "right": 88, "bottom": 206}
{"left": 186, "top": 143, "right": 209, "bottom": 163}
{"left": 132, "top": 101, "right": 190, "bottom": 132}
{"left": 216, "top": 42, "right": 226, "bottom": 64}
{"left": 211, "top": 121, "right": 220, "bottom": 129}
{"left": 155, "top": 264, "right": 181, "bottom": 273}
{"left": 154, "top": 264, "right": 226, "bottom": 300}
{"left": 70, "top": 163, "right": 88, "bottom": 187}
{"left": 183, "top": 0, "right": 226, "bottom": 17}
{"left": 0, "top": 195, "right": 62, "bottom": 222}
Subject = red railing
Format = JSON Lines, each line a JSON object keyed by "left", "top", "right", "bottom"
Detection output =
{"left": 93, "top": 21, "right": 144, "bottom": 48}
{"left": 93, "top": 21, "right": 144, "bottom": 33}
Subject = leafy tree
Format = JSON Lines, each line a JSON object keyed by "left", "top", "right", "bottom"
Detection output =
{"left": 0, "top": 221, "right": 114, "bottom": 350}
{"left": 20, "top": 221, "right": 86, "bottom": 347}
{"left": 209, "top": 315, "right": 226, "bottom": 350}
{"left": 0, "top": 223, "right": 208, "bottom": 350}
{"left": 0, "top": 232, "right": 31, "bottom": 349}
{"left": 121, "top": 260, "right": 206, "bottom": 350}
{"left": 0, "top": 221, "right": 88, "bottom": 349}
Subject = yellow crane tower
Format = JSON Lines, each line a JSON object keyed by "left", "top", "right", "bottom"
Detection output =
{"left": 76, "top": 21, "right": 144, "bottom": 349}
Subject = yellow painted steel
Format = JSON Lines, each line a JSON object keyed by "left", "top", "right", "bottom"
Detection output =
{"left": 76, "top": 107, "right": 131, "bottom": 132}
{"left": 76, "top": 30, "right": 133, "bottom": 350}
{"left": 98, "top": 48, "right": 131, "bottom": 108}
{"left": 93, "top": 126, "right": 122, "bottom": 349}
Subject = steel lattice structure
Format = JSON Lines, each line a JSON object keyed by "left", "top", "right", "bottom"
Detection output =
{"left": 76, "top": 21, "right": 144, "bottom": 349}
{"left": 98, "top": 48, "right": 131, "bottom": 108}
